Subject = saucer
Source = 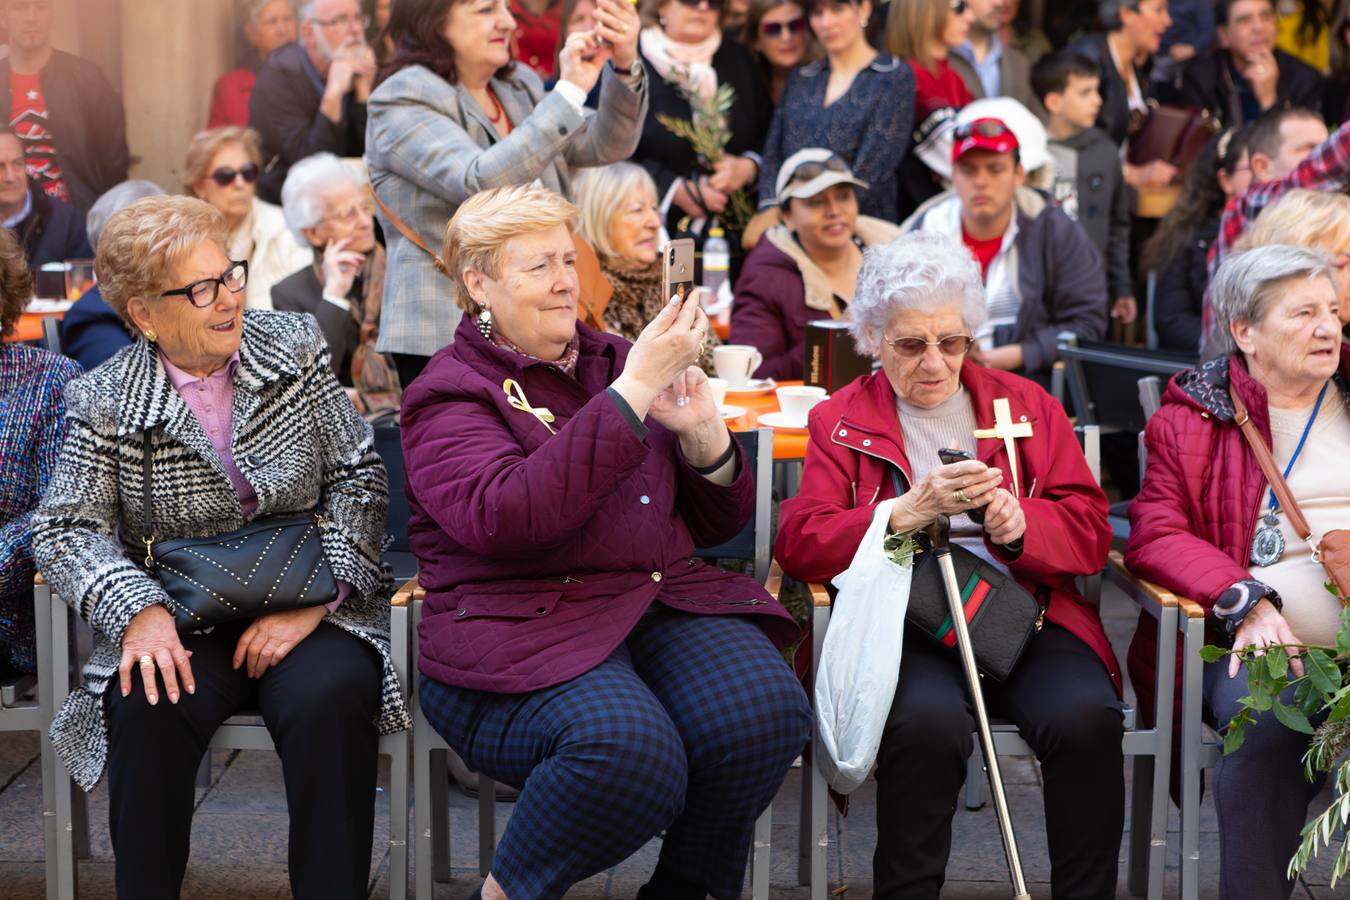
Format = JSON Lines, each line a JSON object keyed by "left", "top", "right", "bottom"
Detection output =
{"left": 758, "top": 411, "right": 809, "bottom": 432}
{"left": 719, "top": 404, "right": 747, "bottom": 420}
{"left": 725, "top": 378, "right": 776, "bottom": 396}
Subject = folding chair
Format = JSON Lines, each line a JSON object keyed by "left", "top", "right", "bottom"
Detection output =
{"left": 408, "top": 428, "right": 780, "bottom": 899}
{"left": 40, "top": 315, "right": 62, "bottom": 355}
{"left": 40, "top": 589, "right": 412, "bottom": 900}
{"left": 3, "top": 575, "right": 60, "bottom": 899}
{"left": 1175, "top": 594, "right": 1218, "bottom": 900}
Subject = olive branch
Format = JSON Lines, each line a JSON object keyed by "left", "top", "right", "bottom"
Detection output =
{"left": 655, "top": 80, "right": 754, "bottom": 232}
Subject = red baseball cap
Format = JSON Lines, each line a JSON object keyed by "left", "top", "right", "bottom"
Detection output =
{"left": 951, "top": 118, "right": 1020, "bottom": 163}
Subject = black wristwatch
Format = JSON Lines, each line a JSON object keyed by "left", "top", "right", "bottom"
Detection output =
{"left": 1215, "top": 580, "right": 1282, "bottom": 639}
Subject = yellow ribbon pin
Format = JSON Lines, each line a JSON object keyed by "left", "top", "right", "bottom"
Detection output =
{"left": 503, "top": 379, "right": 557, "bottom": 434}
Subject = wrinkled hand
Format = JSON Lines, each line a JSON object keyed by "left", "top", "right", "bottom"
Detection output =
{"left": 1123, "top": 159, "right": 1178, "bottom": 190}
{"left": 559, "top": 30, "right": 609, "bottom": 93}
{"left": 981, "top": 488, "right": 1026, "bottom": 545}
{"left": 697, "top": 177, "right": 730, "bottom": 214}
{"left": 120, "top": 604, "right": 194, "bottom": 706}
{"left": 1230, "top": 598, "right": 1305, "bottom": 679}
{"left": 708, "top": 156, "right": 758, "bottom": 195}
{"left": 233, "top": 606, "right": 327, "bottom": 679}
{"left": 890, "top": 459, "right": 1003, "bottom": 531}
{"left": 321, "top": 238, "right": 366, "bottom": 301}
{"left": 1168, "top": 42, "right": 1196, "bottom": 62}
{"left": 612, "top": 292, "right": 708, "bottom": 417}
{"left": 650, "top": 364, "right": 720, "bottom": 437}
{"left": 327, "top": 39, "right": 376, "bottom": 95}
{"left": 592, "top": 0, "right": 640, "bottom": 69}
{"left": 1241, "top": 49, "right": 1279, "bottom": 106}
{"left": 1111, "top": 296, "right": 1138, "bottom": 324}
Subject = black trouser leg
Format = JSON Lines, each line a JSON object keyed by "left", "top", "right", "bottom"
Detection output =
{"left": 873, "top": 632, "right": 974, "bottom": 900}
{"left": 257, "top": 622, "right": 382, "bottom": 900}
{"left": 104, "top": 623, "right": 251, "bottom": 900}
{"left": 392, "top": 353, "right": 430, "bottom": 389}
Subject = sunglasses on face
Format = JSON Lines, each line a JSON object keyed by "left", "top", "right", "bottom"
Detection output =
{"left": 760, "top": 16, "right": 807, "bottom": 36}
{"left": 209, "top": 163, "right": 260, "bottom": 188}
{"left": 160, "top": 261, "right": 250, "bottom": 308}
{"left": 950, "top": 0, "right": 968, "bottom": 13}
{"left": 952, "top": 119, "right": 1011, "bottom": 142}
{"left": 674, "top": 0, "right": 726, "bottom": 11}
{"left": 883, "top": 334, "right": 974, "bottom": 358}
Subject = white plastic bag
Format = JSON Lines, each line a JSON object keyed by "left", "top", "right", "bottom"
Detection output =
{"left": 815, "top": 498, "right": 912, "bottom": 793}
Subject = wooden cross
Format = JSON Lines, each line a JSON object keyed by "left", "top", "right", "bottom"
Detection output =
{"left": 972, "top": 398, "right": 1033, "bottom": 497}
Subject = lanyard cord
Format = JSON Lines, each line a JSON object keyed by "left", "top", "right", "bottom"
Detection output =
{"left": 1267, "top": 381, "right": 1329, "bottom": 514}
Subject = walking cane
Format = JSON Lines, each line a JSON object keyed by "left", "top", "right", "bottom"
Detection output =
{"left": 925, "top": 514, "right": 1032, "bottom": 900}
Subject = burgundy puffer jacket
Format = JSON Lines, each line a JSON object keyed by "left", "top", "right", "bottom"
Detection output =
{"left": 401, "top": 316, "right": 799, "bottom": 694}
{"left": 1124, "top": 347, "right": 1350, "bottom": 729}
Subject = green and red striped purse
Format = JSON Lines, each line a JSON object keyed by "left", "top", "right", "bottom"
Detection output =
{"left": 905, "top": 537, "right": 1046, "bottom": 682}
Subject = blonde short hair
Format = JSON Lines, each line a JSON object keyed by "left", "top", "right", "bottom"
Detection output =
{"left": 573, "top": 163, "right": 658, "bottom": 263}
{"left": 443, "top": 185, "right": 578, "bottom": 314}
{"left": 95, "top": 196, "right": 230, "bottom": 326}
{"left": 1236, "top": 189, "right": 1350, "bottom": 257}
{"left": 886, "top": 0, "right": 946, "bottom": 70}
{"left": 181, "top": 125, "right": 264, "bottom": 194}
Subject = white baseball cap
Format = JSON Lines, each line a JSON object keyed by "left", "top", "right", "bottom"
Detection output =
{"left": 775, "top": 148, "right": 870, "bottom": 205}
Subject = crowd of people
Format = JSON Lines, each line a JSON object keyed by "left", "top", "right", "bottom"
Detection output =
{"left": 3, "top": 0, "right": 1350, "bottom": 897}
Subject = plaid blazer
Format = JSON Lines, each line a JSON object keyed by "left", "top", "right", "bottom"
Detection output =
{"left": 366, "top": 62, "right": 648, "bottom": 358}
{"left": 33, "top": 310, "right": 411, "bottom": 791}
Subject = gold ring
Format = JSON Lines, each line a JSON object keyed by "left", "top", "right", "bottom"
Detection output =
{"left": 620, "top": 22, "right": 629, "bottom": 33}
{"left": 954, "top": 489, "right": 970, "bottom": 504}
{"left": 139, "top": 654, "right": 153, "bottom": 668}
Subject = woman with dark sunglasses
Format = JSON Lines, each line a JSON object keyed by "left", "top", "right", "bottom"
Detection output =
{"left": 756, "top": 0, "right": 914, "bottom": 223}
{"left": 744, "top": 0, "right": 817, "bottom": 104}
{"left": 181, "top": 126, "right": 312, "bottom": 311}
{"left": 777, "top": 227, "right": 1125, "bottom": 900}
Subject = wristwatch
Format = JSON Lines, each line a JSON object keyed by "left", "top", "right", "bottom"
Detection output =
{"left": 1215, "top": 580, "right": 1282, "bottom": 640}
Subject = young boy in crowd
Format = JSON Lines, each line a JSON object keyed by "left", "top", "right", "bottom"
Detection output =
{"left": 1032, "top": 50, "right": 1135, "bottom": 325}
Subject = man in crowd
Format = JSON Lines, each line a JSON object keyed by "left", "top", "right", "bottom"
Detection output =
{"left": 1176, "top": 0, "right": 1321, "bottom": 128}
{"left": 949, "top": 0, "right": 1045, "bottom": 120}
{"left": 0, "top": 0, "right": 129, "bottom": 214}
{"left": 249, "top": 0, "right": 373, "bottom": 204}
{"left": 0, "top": 126, "right": 90, "bottom": 269}
{"left": 902, "top": 119, "right": 1106, "bottom": 379}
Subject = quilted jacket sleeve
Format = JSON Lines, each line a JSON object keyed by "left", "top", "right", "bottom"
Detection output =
{"left": 674, "top": 439, "right": 754, "bottom": 549}
{"left": 30, "top": 377, "right": 174, "bottom": 645}
{"left": 403, "top": 386, "right": 650, "bottom": 557}
{"left": 304, "top": 333, "right": 389, "bottom": 600}
{"left": 1125, "top": 407, "right": 1251, "bottom": 609}
{"left": 729, "top": 245, "right": 799, "bottom": 381}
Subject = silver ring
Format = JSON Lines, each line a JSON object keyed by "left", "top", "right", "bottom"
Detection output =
{"left": 139, "top": 654, "right": 154, "bottom": 668}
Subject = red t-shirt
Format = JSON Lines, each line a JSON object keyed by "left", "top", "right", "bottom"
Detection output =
{"left": 962, "top": 229, "right": 1001, "bottom": 279}
{"left": 9, "top": 70, "right": 69, "bottom": 203}
{"left": 907, "top": 57, "right": 974, "bottom": 128}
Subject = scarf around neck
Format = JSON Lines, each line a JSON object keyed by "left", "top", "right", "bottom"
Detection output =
{"left": 491, "top": 330, "right": 581, "bottom": 375}
{"left": 640, "top": 25, "right": 721, "bottom": 103}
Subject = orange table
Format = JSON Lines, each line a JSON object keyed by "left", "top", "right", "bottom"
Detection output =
{"left": 7, "top": 311, "right": 59, "bottom": 343}
{"left": 726, "top": 379, "right": 809, "bottom": 460}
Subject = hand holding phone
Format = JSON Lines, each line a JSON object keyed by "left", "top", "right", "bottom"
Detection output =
{"left": 937, "top": 448, "right": 986, "bottom": 524}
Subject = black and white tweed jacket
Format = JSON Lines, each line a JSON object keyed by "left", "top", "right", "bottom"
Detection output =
{"left": 32, "top": 310, "right": 411, "bottom": 791}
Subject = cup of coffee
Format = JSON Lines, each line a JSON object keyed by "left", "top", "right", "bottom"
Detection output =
{"left": 776, "top": 385, "right": 828, "bottom": 425}
{"left": 706, "top": 377, "right": 729, "bottom": 409}
{"left": 713, "top": 345, "right": 764, "bottom": 389}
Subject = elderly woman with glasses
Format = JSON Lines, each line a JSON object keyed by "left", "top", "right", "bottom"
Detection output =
{"left": 777, "top": 229, "right": 1124, "bottom": 899}
{"left": 183, "top": 126, "right": 313, "bottom": 311}
{"left": 1126, "top": 244, "right": 1350, "bottom": 900}
{"left": 31, "top": 195, "right": 409, "bottom": 899}
{"left": 731, "top": 149, "right": 899, "bottom": 379}
{"left": 744, "top": 0, "right": 817, "bottom": 105}
{"left": 401, "top": 183, "right": 811, "bottom": 900}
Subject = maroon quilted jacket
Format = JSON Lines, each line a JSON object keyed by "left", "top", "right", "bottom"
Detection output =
{"left": 1124, "top": 347, "right": 1350, "bottom": 727}
{"left": 400, "top": 316, "right": 799, "bottom": 694}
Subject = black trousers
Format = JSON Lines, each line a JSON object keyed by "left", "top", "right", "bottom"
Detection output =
{"left": 392, "top": 352, "right": 430, "bottom": 390}
{"left": 874, "top": 624, "right": 1124, "bottom": 900}
{"left": 103, "top": 619, "right": 382, "bottom": 900}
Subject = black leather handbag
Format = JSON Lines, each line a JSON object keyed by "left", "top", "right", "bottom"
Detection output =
{"left": 905, "top": 532, "right": 1045, "bottom": 682}
{"left": 138, "top": 432, "right": 338, "bottom": 633}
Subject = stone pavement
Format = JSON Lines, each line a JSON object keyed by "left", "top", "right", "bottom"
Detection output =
{"left": 1, "top": 580, "right": 1347, "bottom": 899}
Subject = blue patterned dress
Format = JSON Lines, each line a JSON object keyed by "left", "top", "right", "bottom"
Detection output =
{"left": 758, "top": 53, "right": 916, "bottom": 223}
{"left": 0, "top": 342, "right": 79, "bottom": 672}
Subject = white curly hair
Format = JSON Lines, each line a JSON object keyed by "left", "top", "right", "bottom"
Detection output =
{"left": 848, "top": 231, "right": 988, "bottom": 355}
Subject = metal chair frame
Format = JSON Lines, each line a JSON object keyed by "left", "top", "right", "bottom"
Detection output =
{"left": 408, "top": 428, "right": 778, "bottom": 898}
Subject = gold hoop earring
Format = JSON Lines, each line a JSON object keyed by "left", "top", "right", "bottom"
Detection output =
{"left": 144, "top": 329, "right": 158, "bottom": 343}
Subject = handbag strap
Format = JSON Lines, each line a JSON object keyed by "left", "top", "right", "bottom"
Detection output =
{"left": 371, "top": 188, "right": 451, "bottom": 279}
{"left": 1227, "top": 384, "right": 1314, "bottom": 544}
{"left": 140, "top": 430, "right": 156, "bottom": 566}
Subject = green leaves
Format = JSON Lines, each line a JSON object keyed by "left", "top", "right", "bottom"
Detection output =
{"left": 1273, "top": 700, "right": 1315, "bottom": 735}
{"left": 1306, "top": 648, "right": 1341, "bottom": 694}
{"left": 1199, "top": 644, "right": 1228, "bottom": 663}
{"left": 883, "top": 530, "right": 922, "bottom": 568}
{"left": 655, "top": 81, "right": 754, "bottom": 231}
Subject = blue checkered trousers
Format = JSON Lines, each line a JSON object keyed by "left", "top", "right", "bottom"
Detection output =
{"left": 419, "top": 609, "right": 813, "bottom": 899}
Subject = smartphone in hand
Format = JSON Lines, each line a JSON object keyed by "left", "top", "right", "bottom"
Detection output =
{"left": 661, "top": 238, "right": 696, "bottom": 312}
{"left": 937, "top": 448, "right": 985, "bottom": 524}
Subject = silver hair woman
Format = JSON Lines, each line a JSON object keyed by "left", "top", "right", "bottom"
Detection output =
{"left": 1126, "top": 244, "right": 1348, "bottom": 900}
{"left": 778, "top": 229, "right": 1123, "bottom": 897}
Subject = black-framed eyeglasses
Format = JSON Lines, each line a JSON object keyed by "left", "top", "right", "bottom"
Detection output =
{"left": 160, "top": 261, "right": 249, "bottom": 308}
{"left": 883, "top": 334, "right": 974, "bottom": 357}
{"left": 209, "top": 163, "right": 260, "bottom": 188}
{"left": 760, "top": 16, "right": 807, "bottom": 36}
{"left": 952, "top": 119, "right": 1011, "bottom": 143}
{"left": 950, "top": 0, "right": 968, "bottom": 14}
{"left": 675, "top": 0, "right": 726, "bottom": 11}
{"left": 310, "top": 11, "right": 370, "bottom": 28}
{"left": 786, "top": 153, "right": 850, "bottom": 185}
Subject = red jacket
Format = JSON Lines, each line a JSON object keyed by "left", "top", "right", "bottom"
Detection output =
{"left": 775, "top": 365, "right": 1119, "bottom": 691}
{"left": 208, "top": 68, "right": 256, "bottom": 129}
{"left": 1123, "top": 348, "right": 1350, "bottom": 727}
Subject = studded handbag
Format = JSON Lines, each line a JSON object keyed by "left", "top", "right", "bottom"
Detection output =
{"left": 138, "top": 431, "right": 338, "bottom": 633}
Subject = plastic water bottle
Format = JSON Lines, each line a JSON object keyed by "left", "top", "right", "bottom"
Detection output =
{"left": 702, "top": 225, "right": 731, "bottom": 326}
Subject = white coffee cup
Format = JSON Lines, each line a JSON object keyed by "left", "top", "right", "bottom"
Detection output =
{"left": 707, "top": 377, "right": 729, "bottom": 409}
{"left": 776, "top": 385, "right": 828, "bottom": 425}
{"left": 713, "top": 345, "right": 764, "bottom": 389}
